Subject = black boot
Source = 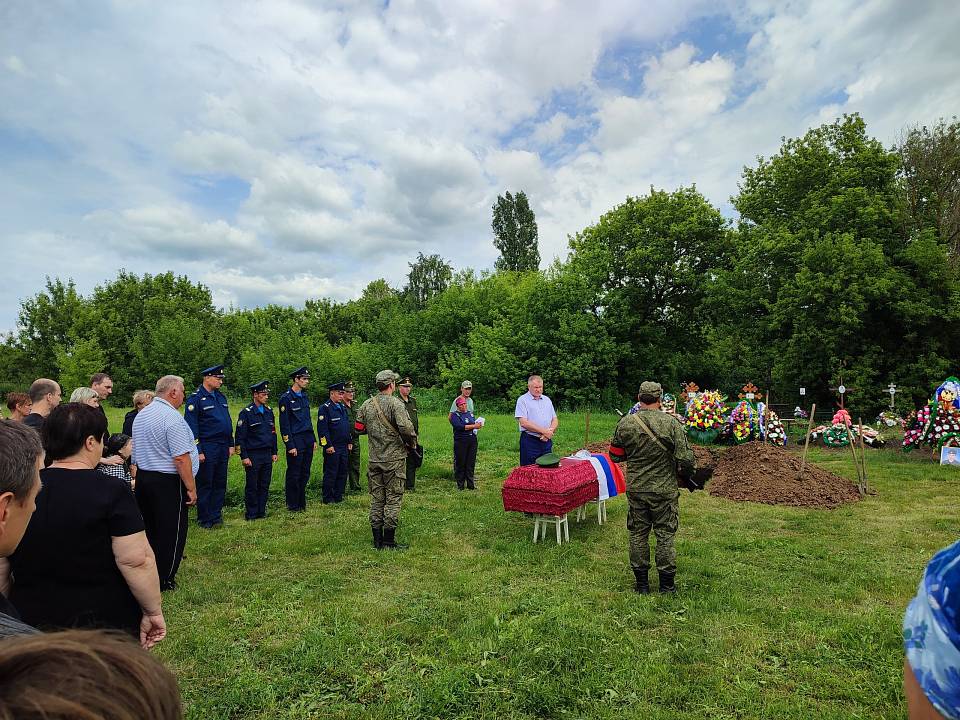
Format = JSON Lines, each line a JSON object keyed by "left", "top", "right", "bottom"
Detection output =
{"left": 658, "top": 571, "right": 676, "bottom": 594}
{"left": 633, "top": 568, "right": 650, "bottom": 595}
{"left": 372, "top": 527, "right": 383, "bottom": 550}
{"left": 382, "top": 527, "right": 408, "bottom": 550}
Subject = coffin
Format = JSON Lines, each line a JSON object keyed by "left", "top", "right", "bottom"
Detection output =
{"left": 502, "top": 458, "right": 599, "bottom": 516}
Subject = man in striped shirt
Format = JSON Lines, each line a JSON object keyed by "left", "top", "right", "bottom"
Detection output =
{"left": 132, "top": 375, "right": 198, "bottom": 592}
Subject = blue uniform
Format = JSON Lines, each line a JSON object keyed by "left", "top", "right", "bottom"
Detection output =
{"left": 184, "top": 386, "right": 233, "bottom": 527}
{"left": 317, "top": 398, "right": 351, "bottom": 503}
{"left": 278, "top": 387, "right": 315, "bottom": 511}
{"left": 235, "top": 403, "right": 277, "bottom": 520}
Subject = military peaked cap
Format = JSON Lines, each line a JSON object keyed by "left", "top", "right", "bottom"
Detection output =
{"left": 398, "top": 376, "right": 413, "bottom": 387}
{"left": 250, "top": 380, "right": 269, "bottom": 393}
{"left": 289, "top": 366, "right": 310, "bottom": 379}
{"left": 343, "top": 381, "right": 356, "bottom": 392}
{"left": 328, "top": 381, "right": 345, "bottom": 391}
{"left": 535, "top": 452, "right": 561, "bottom": 468}
{"left": 201, "top": 364, "right": 225, "bottom": 378}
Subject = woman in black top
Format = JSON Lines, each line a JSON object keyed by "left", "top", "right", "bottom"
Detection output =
{"left": 123, "top": 389, "right": 155, "bottom": 437}
{"left": 449, "top": 396, "right": 482, "bottom": 490}
{"left": 3, "top": 403, "right": 167, "bottom": 648}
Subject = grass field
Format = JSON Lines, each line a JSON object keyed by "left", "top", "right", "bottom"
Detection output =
{"left": 104, "top": 404, "right": 959, "bottom": 719}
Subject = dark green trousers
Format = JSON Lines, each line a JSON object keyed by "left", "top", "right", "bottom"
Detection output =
{"left": 347, "top": 444, "right": 361, "bottom": 491}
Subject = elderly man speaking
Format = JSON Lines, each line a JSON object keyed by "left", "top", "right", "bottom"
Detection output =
{"left": 514, "top": 375, "right": 558, "bottom": 466}
{"left": 132, "top": 375, "right": 198, "bottom": 592}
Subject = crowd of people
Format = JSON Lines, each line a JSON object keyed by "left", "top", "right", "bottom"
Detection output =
{"left": 0, "top": 369, "right": 957, "bottom": 718}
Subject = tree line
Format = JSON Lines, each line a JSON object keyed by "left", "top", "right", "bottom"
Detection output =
{"left": 2, "top": 114, "right": 957, "bottom": 416}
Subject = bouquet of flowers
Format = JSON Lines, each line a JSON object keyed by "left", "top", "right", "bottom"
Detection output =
{"left": 685, "top": 390, "right": 727, "bottom": 444}
{"left": 823, "top": 423, "right": 854, "bottom": 448}
{"left": 794, "top": 406, "right": 808, "bottom": 419}
{"left": 903, "top": 378, "right": 960, "bottom": 453}
{"left": 728, "top": 400, "right": 758, "bottom": 444}
{"left": 764, "top": 411, "right": 787, "bottom": 446}
{"left": 877, "top": 410, "right": 904, "bottom": 428}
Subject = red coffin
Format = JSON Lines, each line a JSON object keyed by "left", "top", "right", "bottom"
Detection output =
{"left": 502, "top": 458, "right": 599, "bottom": 516}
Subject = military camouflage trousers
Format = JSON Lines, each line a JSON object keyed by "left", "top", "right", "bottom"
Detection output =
{"left": 348, "top": 444, "right": 362, "bottom": 491}
{"left": 626, "top": 491, "right": 679, "bottom": 574}
{"left": 368, "top": 458, "right": 405, "bottom": 530}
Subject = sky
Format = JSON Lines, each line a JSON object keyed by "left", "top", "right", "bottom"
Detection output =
{"left": 1, "top": 0, "right": 958, "bottom": 331}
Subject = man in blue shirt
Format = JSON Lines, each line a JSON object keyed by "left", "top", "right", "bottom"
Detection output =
{"left": 184, "top": 365, "right": 233, "bottom": 529}
{"left": 317, "top": 382, "right": 352, "bottom": 504}
{"left": 235, "top": 380, "right": 278, "bottom": 521}
{"left": 278, "top": 367, "right": 317, "bottom": 512}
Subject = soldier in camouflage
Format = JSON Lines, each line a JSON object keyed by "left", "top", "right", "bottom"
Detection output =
{"left": 342, "top": 381, "right": 362, "bottom": 493}
{"left": 354, "top": 370, "right": 417, "bottom": 550}
{"left": 609, "top": 381, "right": 695, "bottom": 594}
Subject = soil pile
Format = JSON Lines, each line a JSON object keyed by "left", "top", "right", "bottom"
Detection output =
{"left": 709, "top": 441, "right": 860, "bottom": 509}
{"left": 585, "top": 440, "right": 611, "bottom": 454}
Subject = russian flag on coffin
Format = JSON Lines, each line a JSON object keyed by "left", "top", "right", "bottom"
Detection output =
{"left": 591, "top": 453, "right": 626, "bottom": 500}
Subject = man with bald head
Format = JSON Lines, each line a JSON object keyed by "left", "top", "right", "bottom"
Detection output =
{"left": 22, "top": 379, "right": 62, "bottom": 432}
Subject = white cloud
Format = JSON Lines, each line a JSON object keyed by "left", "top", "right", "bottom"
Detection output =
{"left": 1, "top": 0, "right": 959, "bottom": 330}
{"left": 83, "top": 205, "right": 261, "bottom": 262}
{"left": 4, "top": 55, "right": 27, "bottom": 76}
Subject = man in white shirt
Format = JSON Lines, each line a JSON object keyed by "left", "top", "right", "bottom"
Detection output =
{"left": 514, "top": 375, "right": 558, "bottom": 465}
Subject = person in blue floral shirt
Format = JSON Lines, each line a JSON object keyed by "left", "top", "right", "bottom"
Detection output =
{"left": 904, "top": 539, "right": 960, "bottom": 719}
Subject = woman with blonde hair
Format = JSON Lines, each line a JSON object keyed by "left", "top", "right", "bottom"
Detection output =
{"left": 69, "top": 387, "right": 101, "bottom": 407}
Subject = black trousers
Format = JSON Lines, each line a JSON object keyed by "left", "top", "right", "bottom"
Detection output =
{"left": 453, "top": 435, "right": 477, "bottom": 489}
{"left": 135, "top": 470, "right": 189, "bottom": 589}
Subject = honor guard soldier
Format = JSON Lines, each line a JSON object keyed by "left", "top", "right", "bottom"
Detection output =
{"left": 278, "top": 367, "right": 317, "bottom": 511}
{"left": 343, "top": 381, "right": 362, "bottom": 493}
{"left": 609, "top": 381, "right": 695, "bottom": 594}
{"left": 317, "top": 381, "right": 352, "bottom": 504}
{"left": 355, "top": 370, "right": 417, "bottom": 550}
{"left": 184, "top": 365, "right": 234, "bottom": 528}
{"left": 235, "top": 380, "right": 278, "bottom": 520}
{"left": 397, "top": 376, "right": 419, "bottom": 491}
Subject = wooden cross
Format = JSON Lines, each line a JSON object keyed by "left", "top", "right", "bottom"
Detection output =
{"left": 738, "top": 382, "right": 760, "bottom": 401}
{"left": 829, "top": 371, "right": 856, "bottom": 411}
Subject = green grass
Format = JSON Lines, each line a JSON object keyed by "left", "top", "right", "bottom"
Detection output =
{"left": 104, "top": 404, "right": 959, "bottom": 719}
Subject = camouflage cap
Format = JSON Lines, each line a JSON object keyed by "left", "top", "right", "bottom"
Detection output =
{"left": 639, "top": 381, "right": 663, "bottom": 397}
{"left": 375, "top": 369, "right": 398, "bottom": 384}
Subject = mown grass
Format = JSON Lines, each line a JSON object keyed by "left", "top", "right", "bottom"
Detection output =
{"left": 104, "top": 404, "right": 959, "bottom": 719}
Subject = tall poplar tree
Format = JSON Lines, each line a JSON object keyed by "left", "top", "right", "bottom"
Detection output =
{"left": 492, "top": 190, "right": 540, "bottom": 272}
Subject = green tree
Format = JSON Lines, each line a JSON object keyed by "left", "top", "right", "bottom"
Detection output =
{"left": 54, "top": 337, "right": 108, "bottom": 395}
{"left": 567, "top": 186, "right": 730, "bottom": 395}
{"left": 722, "top": 113, "right": 960, "bottom": 414}
{"left": 492, "top": 191, "right": 540, "bottom": 272}
{"left": 16, "top": 278, "right": 86, "bottom": 379}
{"left": 897, "top": 117, "right": 960, "bottom": 263}
{"left": 404, "top": 253, "right": 453, "bottom": 309}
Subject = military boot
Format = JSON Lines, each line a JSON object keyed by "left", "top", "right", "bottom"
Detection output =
{"left": 658, "top": 572, "right": 676, "bottom": 594}
{"left": 372, "top": 527, "right": 383, "bottom": 550}
{"left": 633, "top": 568, "right": 650, "bottom": 594}
{"left": 381, "top": 527, "right": 408, "bottom": 550}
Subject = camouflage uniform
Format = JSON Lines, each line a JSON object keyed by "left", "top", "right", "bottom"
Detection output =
{"left": 610, "top": 395, "right": 694, "bottom": 586}
{"left": 398, "top": 381, "right": 419, "bottom": 490}
{"left": 355, "top": 375, "right": 416, "bottom": 538}
{"left": 343, "top": 383, "right": 362, "bottom": 492}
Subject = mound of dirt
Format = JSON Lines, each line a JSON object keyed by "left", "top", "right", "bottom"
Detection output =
{"left": 708, "top": 441, "right": 860, "bottom": 509}
{"left": 585, "top": 440, "right": 612, "bottom": 454}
